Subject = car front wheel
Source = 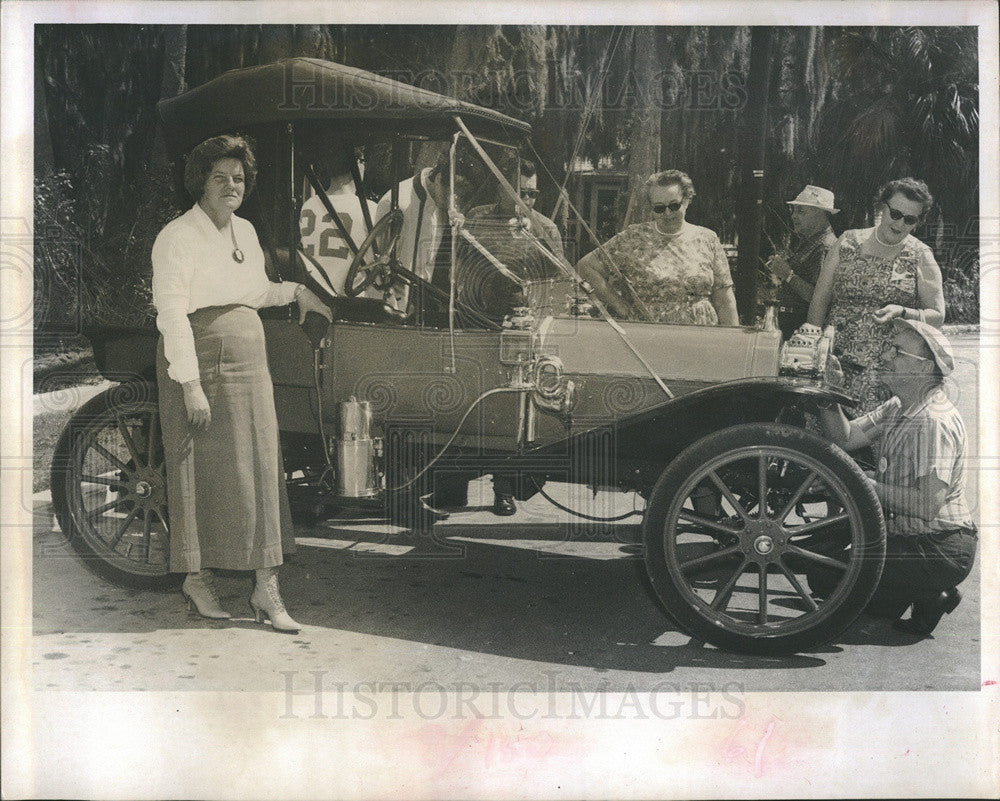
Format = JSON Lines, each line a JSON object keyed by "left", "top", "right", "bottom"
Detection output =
{"left": 642, "top": 423, "right": 885, "bottom": 656}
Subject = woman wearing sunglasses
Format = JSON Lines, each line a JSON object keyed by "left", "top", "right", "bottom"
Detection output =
{"left": 575, "top": 170, "right": 739, "bottom": 326}
{"left": 807, "top": 177, "right": 945, "bottom": 414}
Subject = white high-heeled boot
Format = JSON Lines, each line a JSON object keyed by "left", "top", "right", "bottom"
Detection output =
{"left": 249, "top": 567, "right": 301, "bottom": 633}
{"left": 181, "top": 570, "right": 231, "bottom": 619}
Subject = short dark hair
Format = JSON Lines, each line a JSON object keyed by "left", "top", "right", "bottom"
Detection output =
{"left": 875, "top": 177, "right": 934, "bottom": 218}
{"left": 428, "top": 152, "right": 451, "bottom": 183}
{"left": 430, "top": 151, "right": 478, "bottom": 182}
{"left": 519, "top": 159, "right": 537, "bottom": 179}
{"left": 183, "top": 134, "right": 257, "bottom": 201}
{"left": 645, "top": 169, "right": 696, "bottom": 201}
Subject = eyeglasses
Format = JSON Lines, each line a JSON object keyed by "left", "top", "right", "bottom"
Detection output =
{"left": 886, "top": 343, "right": 932, "bottom": 362}
{"left": 652, "top": 201, "right": 684, "bottom": 214}
{"left": 520, "top": 189, "right": 539, "bottom": 199}
{"left": 884, "top": 204, "right": 921, "bottom": 226}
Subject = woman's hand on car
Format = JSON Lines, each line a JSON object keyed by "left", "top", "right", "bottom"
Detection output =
{"left": 182, "top": 380, "right": 211, "bottom": 429}
{"left": 296, "top": 286, "right": 333, "bottom": 325}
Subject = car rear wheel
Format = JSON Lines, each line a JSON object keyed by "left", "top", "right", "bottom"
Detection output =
{"left": 50, "top": 383, "right": 176, "bottom": 588}
{"left": 642, "top": 423, "right": 885, "bottom": 655}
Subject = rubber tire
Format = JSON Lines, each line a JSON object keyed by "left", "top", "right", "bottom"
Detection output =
{"left": 642, "top": 423, "right": 885, "bottom": 656}
{"left": 51, "top": 383, "right": 179, "bottom": 589}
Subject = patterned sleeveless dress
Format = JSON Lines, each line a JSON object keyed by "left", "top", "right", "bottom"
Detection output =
{"left": 826, "top": 229, "right": 924, "bottom": 414}
{"left": 601, "top": 222, "right": 734, "bottom": 325}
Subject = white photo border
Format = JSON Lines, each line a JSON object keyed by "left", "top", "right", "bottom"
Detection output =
{"left": 3, "top": 2, "right": 998, "bottom": 798}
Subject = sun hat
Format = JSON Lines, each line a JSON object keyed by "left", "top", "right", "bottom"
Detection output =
{"left": 787, "top": 185, "right": 839, "bottom": 214}
{"left": 892, "top": 318, "right": 955, "bottom": 376}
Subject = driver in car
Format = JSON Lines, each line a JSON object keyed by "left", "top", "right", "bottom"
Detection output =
{"left": 460, "top": 160, "right": 558, "bottom": 322}
{"left": 459, "top": 160, "right": 562, "bottom": 516}
{"left": 299, "top": 147, "right": 378, "bottom": 297}
{"left": 374, "top": 151, "right": 477, "bottom": 306}
{"left": 813, "top": 318, "right": 976, "bottom": 637}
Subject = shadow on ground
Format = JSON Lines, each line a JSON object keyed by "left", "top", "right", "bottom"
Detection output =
{"left": 44, "top": 507, "right": 965, "bottom": 675}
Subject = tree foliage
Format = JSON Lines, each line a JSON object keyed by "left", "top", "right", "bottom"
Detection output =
{"left": 34, "top": 24, "right": 980, "bottom": 327}
{"left": 815, "top": 27, "right": 978, "bottom": 229}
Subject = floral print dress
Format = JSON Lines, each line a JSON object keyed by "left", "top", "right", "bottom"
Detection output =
{"left": 826, "top": 229, "right": 925, "bottom": 413}
{"left": 601, "top": 222, "right": 734, "bottom": 325}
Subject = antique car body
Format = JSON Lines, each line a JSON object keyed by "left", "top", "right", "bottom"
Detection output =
{"left": 51, "top": 58, "right": 885, "bottom": 656}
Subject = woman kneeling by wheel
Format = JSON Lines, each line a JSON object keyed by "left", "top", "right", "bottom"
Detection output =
{"left": 152, "top": 134, "right": 331, "bottom": 632}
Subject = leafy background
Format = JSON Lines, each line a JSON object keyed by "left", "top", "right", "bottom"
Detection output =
{"left": 34, "top": 25, "right": 980, "bottom": 337}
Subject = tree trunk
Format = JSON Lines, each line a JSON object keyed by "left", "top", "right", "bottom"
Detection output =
{"left": 293, "top": 25, "right": 334, "bottom": 60}
{"left": 259, "top": 25, "right": 294, "bottom": 66}
{"left": 518, "top": 25, "right": 549, "bottom": 119}
{"left": 414, "top": 25, "right": 504, "bottom": 171}
{"left": 734, "top": 26, "right": 774, "bottom": 324}
{"left": 532, "top": 28, "right": 565, "bottom": 218}
{"left": 160, "top": 25, "right": 188, "bottom": 99}
{"left": 34, "top": 35, "right": 55, "bottom": 177}
{"left": 152, "top": 25, "right": 187, "bottom": 207}
{"left": 623, "top": 27, "right": 661, "bottom": 229}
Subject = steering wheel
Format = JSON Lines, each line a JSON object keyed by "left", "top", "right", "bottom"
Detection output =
{"left": 344, "top": 209, "right": 404, "bottom": 297}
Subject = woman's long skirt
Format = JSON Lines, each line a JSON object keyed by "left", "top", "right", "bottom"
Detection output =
{"left": 157, "top": 305, "right": 295, "bottom": 573}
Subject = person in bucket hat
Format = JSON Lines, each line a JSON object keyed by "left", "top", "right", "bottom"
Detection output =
{"left": 811, "top": 318, "right": 976, "bottom": 637}
{"left": 765, "top": 185, "right": 838, "bottom": 338}
{"left": 788, "top": 185, "right": 840, "bottom": 214}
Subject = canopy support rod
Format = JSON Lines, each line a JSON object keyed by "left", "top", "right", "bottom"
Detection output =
{"left": 456, "top": 228, "right": 529, "bottom": 287}
{"left": 454, "top": 116, "right": 671, "bottom": 400}
{"left": 347, "top": 143, "right": 375, "bottom": 234}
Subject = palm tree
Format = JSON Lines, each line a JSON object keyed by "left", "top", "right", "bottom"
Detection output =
{"left": 815, "top": 27, "right": 978, "bottom": 232}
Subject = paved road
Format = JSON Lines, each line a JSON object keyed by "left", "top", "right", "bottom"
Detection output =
{"left": 31, "top": 334, "right": 983, "bottom": 694}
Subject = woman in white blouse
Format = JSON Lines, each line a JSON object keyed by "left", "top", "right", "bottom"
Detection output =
{"left": 152, "top": 134, "right": 330, "bottom": 632}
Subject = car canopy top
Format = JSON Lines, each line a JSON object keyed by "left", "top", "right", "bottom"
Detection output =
{"left": 157, "top": 57, "right": 532, "bottom": 156}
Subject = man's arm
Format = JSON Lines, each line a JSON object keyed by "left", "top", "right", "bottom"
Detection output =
{"left": 537, "top": 214, "right": 565, "bottom": 260}
{"left": 777, "top": 236, "right": 831, "bottom": 304}
{"left": 817, "top": 403, "right": 873, "bottom": 452}
{"left": 786, "top": 272, "right": 814, "bottom": 304}
{"left": 766, "top": 254, "right": 813, "bottom": 303}
{"left": 870, "top": 472, "right": 949, "bottom": 522}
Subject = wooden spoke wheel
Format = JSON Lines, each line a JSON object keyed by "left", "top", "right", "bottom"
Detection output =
{"left": 642, "top": 423, "right": 885, "bottom": 655}
{"left": 51, "top": 383, "right": 176, "bottom": 588}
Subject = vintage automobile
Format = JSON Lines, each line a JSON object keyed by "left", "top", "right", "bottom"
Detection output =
{"left": 50, "top": 58, "right": 885, "bottom": 656}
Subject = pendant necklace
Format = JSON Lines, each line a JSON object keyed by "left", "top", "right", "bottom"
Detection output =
{"left": 230, "top": 222, "right": 245, "bottom": 263}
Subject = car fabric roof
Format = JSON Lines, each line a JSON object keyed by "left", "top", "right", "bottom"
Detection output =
{"left": 157, "top": 58, "right": 532, "bottom": 154}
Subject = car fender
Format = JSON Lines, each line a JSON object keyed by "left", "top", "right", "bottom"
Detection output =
{"left": 527, "top": 376, "right": 854, "bottom": 482}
